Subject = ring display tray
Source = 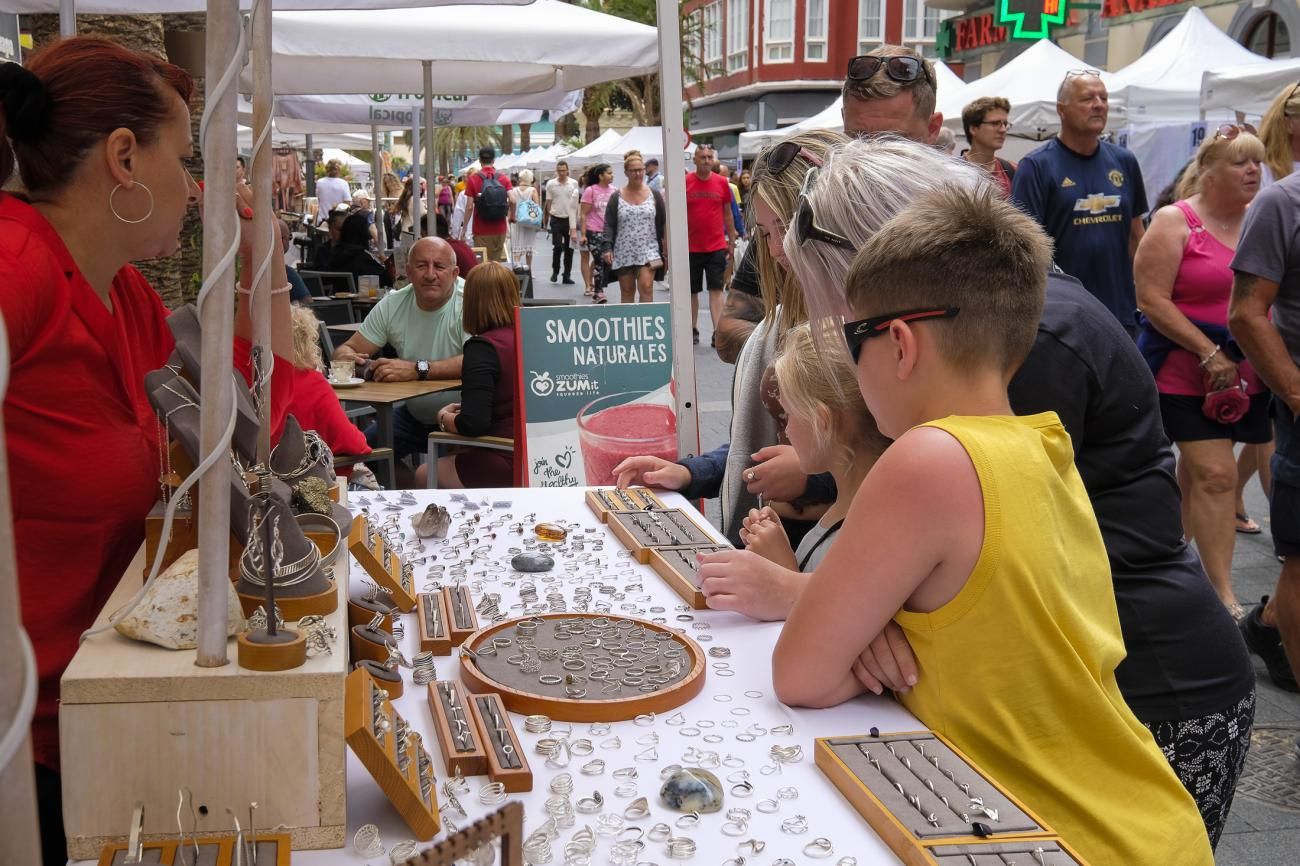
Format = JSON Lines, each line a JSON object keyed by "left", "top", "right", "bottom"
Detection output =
{"left": 348, "top": 513, "right": 416, "bottom": 612}
{"left": 815, "top": 731, "right": 1082, "bottom": 866}
{"left": 427, "top": 680, "right": 489, "bottom": 778}
{"left": 925, "top": 839, "right": 1084, "bottom": 865}
{"left": 468, "top": 692, "right": 533, "bottom": 792}
{"left": 97, "top": 834, "right": 291, "bottom": 866}
{"left": 442, "top": 584, "right": 479, "bottom": 646}
{"left": 585, "top": 487, "right": 668, "bottom": 522}
{"left": 417, "top": 591, "right": 453, "bottom": 655}
{"left": 607, "top": 508, "right": 715, "bottom": 563}
{"left": 647, "top": 544, "right": 730, "bottom": 609}
{"left": 458, "top": 613, "right": 707, "bottom": 721}
{"left": 345, "top": 667, "right": 441, "bottom": 840}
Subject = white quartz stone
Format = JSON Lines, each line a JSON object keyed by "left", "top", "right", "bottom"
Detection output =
{"left": 114, "top": 549, "right": 246, "bottom": 650}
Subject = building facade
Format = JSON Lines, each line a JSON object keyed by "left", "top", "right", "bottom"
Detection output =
{"left": 934, "top": 0, "right": 1296, "bottom": 78}
{"left": 682, "top": 0, "right": 956, "bottom": 157}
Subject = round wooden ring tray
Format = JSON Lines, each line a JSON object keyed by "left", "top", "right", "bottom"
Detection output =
{"left": 237, "top": 628, "right": 307, "bottom": 671}
{"left": 458, "top": 612, "right": 707, "bottom": 722}
{"left": 237, "top": 577, "right": 338, "bottom": 620}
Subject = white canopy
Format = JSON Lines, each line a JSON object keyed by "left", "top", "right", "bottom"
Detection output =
{"left": 583, "top": 125, "right": 695, "bottom": 165}
{"left": 738, "top": 61, "right": 968, "bottom": 155}
{"left": 558, "top": 128, "right": 625, "bottom": 168}
{"left": 939, "top": 39, "right": 1113, "bottom": 139}
{"left": 1108, "top": 7, "right": 1264, "bottom": 124}
{"left": 256, "top": 0, "right": 658, "bottom": 96}
{"left": 235, "top": 123, "right": 393, "bottom": 151}
{"left": 1201, "top": 55, "right": 1300, "bottom": 118}
{"left": 320, "top": 146, "right": 369, "bottom": 180}
{"left": 268, "top": 88, "right": 581, "bottom": 130}
{"left": 5, "top": 0, "right": 515, "bottom": 9}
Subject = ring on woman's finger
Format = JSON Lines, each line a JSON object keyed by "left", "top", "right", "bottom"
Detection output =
{"left": 744, "top": 469, "right": 756, "bottom": 483}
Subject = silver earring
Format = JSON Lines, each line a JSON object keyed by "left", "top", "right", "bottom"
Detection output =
{"left": 109, "top": 181, "right": 155, "bottom": 224}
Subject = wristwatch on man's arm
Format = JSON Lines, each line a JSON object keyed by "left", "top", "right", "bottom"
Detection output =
{"left": 416, "top": 359, "right": 430, "bottom": 381}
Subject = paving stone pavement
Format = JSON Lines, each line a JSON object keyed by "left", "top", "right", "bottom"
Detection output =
{"left": 518, "top": 232, "right": 1300, "bottom": 863}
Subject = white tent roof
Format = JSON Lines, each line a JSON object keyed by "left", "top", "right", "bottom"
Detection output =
{"left": 268, "top": 87, "right": 581, "bottom": 130}
{"left": 235, "top": 123, "right": 393, "bottom": 152}
{"left": 939, "top": 39, "right": 1113, "bottom": 138}
{"left": 6, "top": 0, "right": 512, "bottom": 9}
{"left": 559, "top": 128, "right": 626, "bottom": 167}
{"left": 1108, "top": 7, "right": 1264, "bottom": 124}
{"left": 738, "top": 61, "right": 968, "bottom": 155}
{"left": 1202, "top": 55, "right": 1300, "bottom": 118}
{"left": 257, "top": 0, "right": 657, "bottom": 96}
{"left": 582, "top": 125, "right": 695, "bottom": 165}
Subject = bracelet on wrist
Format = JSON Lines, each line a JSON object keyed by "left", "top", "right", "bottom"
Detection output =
{"left": 1198, "top": 345, "right": 1222, "bottom": 368}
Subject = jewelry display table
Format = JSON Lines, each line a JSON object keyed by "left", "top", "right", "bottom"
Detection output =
{"left": 71, "top": 488, "right": 922, "bottom": 865}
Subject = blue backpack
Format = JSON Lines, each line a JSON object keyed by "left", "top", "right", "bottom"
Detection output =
{"left": 477, "top": 171, "right": 510, "bottom": 221}
{"left": 515, "top": 191, "right": 542, "bottom": 228}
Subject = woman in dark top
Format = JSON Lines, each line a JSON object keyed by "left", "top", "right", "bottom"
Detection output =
{"left": 432, "top": 262, "right": 519, "bottom": 487}
{"left": 327, "top": 211, "right": 391, "bottom": 288}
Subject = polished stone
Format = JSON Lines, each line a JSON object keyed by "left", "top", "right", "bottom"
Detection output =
{"left": 511, "top": 552, "right": 555, "bottom": 573}
{"left": 659, "top": 768, "right": 724, "bottom": 813}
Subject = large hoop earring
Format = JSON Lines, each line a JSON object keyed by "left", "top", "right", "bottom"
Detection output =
{"left": 109, "top": 182, "right": 154, "bottom": 225}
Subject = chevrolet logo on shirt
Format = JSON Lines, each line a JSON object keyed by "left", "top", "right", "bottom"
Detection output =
{"left": 1072, "top": 193, "right": 1124, "bottom": 225}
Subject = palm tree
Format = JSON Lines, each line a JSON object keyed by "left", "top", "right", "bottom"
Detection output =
{"left": 430, "top": 126, "right": 505, "bottom": 177}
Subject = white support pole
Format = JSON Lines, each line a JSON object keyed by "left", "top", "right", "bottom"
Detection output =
{"left": 422, "top": 61, "right": 434, "bottom": 239}
{"left": 655, "top": 0, "right": 701, "bottom": 460}
{"left": 195, "top": 0, "right": 239, "bottom": 668}
{"left": 251, "top": 0, "right": 273, "bottom": 464}
{"left": 411, "top": 119, "right": 423, "bottom": 240}
{"left": 59, "top": 0, "right": 75, "bottom": 36}
{"left": 371, "top": 125, "right": 386, "bottom": 250}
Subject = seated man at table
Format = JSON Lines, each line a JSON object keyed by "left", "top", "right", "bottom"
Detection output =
{"left": 332, "top": 236, "right": 467, "bottom": 481}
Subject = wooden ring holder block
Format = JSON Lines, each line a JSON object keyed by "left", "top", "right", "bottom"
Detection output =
{"left": 427, "top": 680, "right": 488, "bottom": 778}
{"left": 236, "top": 577, "right": 338, "bottom": 621}
{"left": 348, "top": 513, "right": 416, "bottom": 612}
{"left": 648, "top": 544, "right": 730, "bottom": 610}
{"left": 356, "top": 659, "right": 404, "bottom": 699}
{"left": 607, "top": 509, "right": 715, "bottom": 563}
{"left": 401, "top": 801, "right": 524, "bottom": 866}
{"left": 350, "top": 623, "right": 397, "bottom": 664}
{"left": 237, "top": 629, "right": 307, "bottom": 672}
{"left": 418, "top": 592, "right": 453, "bottom": 655}
{"left": 469, "top": 692, "right": 532, "bottom": 792}
{"left": 925, "top": 839, "right": 1085, "bottom": 865}
{"left": 349, "top": 597, "right": 396, "bottom": 633}
{"left": 344, "top": 668, "right": 440, "bottom": 840}
{"left": 97, "top": 833, "right": 292, "bottom": 866}
{"left": 584, "top": 487, "right": 668, "bottom": 523}
{"left": 458, "top": 613, "right": 707, "bottom": 722}
{"left": 814, "top": 731, "right": 1081, "bottom": 866}
{"left": 442, "top": 585, "right": 478, "bottom": 646}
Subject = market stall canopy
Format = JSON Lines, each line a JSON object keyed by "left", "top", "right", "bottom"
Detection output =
{"left": 939, "top": 39, "right": 1113, "bottom": 139}
{"left": 267, "top": 87, "right": 582, "bottom": 130}
{"left": 579, "top": 125, "right": 696, "bottom": 166}
{"left": 255, "top": 0, "right": 658, "bottom": 96}
{"left": 235, "top": 123, "right": 394, "bottom": 151}
{"left": 555, "top": 128, "right": 625, "bottom": 168}
{"left": 320, "top": 146, "right": 370, "bottom": 180}
{"left": 738, "top": 61, "right": 967, "bottom": 155}
{"left": 1201, "top": 54, "right": 1300, "bottom": 118}
{"left": 4, "top": 0, "right": 521, "bottom": 9}
{"left": 1108, "top": 7, "right": 1263, "bottom": 124}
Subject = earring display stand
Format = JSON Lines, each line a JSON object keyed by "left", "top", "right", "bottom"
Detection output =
{"left": 647, "top": 544, "right": 729, "bottom": 609}
{"left": 348, "top": 513, "right": 417, "bottom": 612}
{"left": 607, "top": 508, "right": 716, "bottom": 563}
{"left": 417, "top": 592, "right": 453, "bottom": 655}
{"left": 458, "top": 612, "right": 707, "bottom": 722}
{"left": 96, "top": 833, "right": 291, "bottom": 866}
{"left": 815, "top": 732, "right": 1082, "bottom": 866}
{"left": 426, "top": 680, "right": 489, "bottom": 778}
{"left": 468, "top": 692, "right": 532, "bottom": 793}
{"left": 584, "top": 486, "right": 668, "bottom": 522}
{"left": 442, "top": 584, "right": 478, "bottom": 646}
{"left": 400, "top": 801, "right": 523, "bottom": 866}
{"left": 344, "top": 667, "right": 441, "bottom": 840}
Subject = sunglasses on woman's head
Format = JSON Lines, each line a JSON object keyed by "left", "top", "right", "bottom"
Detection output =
{"left": 846, "top": 55, "right": 934, "bottom": 89}
{"left": 1213, "top": 123, "right": 1245, "bottom": 142}
{"left": 793, "top": 167, "right": 853, "bottom": 251}
{"left": 842, "top": 308, "right": 962, "bottom": 363}
{"left": 763, "top": 141, "right": 825, "bottom": 175}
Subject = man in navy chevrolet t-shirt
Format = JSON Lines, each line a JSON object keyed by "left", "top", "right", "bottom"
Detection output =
{"left": 1012, "top": 72, "right": 1148, "bottom": 331}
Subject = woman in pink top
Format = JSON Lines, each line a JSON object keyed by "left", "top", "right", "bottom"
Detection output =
{"left": 577, "top": 162, "right": 614, "bottom": 303}
{"left": 1136, "top": 126, "right": 1266, "bottom": 618}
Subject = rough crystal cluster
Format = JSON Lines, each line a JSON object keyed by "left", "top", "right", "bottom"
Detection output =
{"left": 411, "top": 503, "right": 452, "bottom": 538}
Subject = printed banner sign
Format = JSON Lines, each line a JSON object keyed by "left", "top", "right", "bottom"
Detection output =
{"left": 516, "top": 303, "right": 675, "bottom": 488}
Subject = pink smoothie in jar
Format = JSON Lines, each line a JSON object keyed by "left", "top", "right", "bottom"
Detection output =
{"left": 577, "top": 395, "right": 677, "bottom": 486}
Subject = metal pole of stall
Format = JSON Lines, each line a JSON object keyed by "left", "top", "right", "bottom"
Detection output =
{"left": 59, "top": 0, "right": 75, "bottom": 36}
{"left": 250, "top": 0, "right": 274, "bottom": 465}
{"left": 410, "top": 119, "right": 423, "bottom": 240}
{"left": 654, "top": 0, "right": 701, "bottom": 460}
{"left": 423, "top": 60, "right": 435, "bottom": 239}
{"left": 305, "top": 133, "right": 316, "bottom": 199}
{"left": 371, "top": 125, "right": 387, "bottom": 251}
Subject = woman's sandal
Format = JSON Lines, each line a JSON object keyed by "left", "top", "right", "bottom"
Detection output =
{"left": 1236, "top": 511, "right": 1263, "bottom": 534}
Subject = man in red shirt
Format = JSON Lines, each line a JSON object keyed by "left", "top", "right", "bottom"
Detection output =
{"left": 685, "top": 144, "right": 737, "bottom": 344}
{"left": 461, "top": 145, "right": 513, "bottom": 263}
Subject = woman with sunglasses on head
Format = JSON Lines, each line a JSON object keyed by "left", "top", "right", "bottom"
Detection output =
{"left": 1258, "top": 82, "right": 1300, "bottom": 188}
{"left": 614, "top": 130, "right": 847, "bottom": 549}
{"left": 1136, "top": 126, "right": 1268, "bottom": 621}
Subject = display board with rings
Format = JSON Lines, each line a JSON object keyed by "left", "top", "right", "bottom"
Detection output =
{"left": 606, "top": 508, "right": 717, "bottom": 563}
{"left": 457, "top": 613, "right": 707, "bottom": 722}
{"left": 584, "top": 486, "right": 669, "bottom": 522}
{"left": 648, "top": 544, "right": 730, "bottom": 609}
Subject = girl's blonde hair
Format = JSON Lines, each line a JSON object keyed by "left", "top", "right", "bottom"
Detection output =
{"left": 773, "top": 322, "right": 890, "bottom": 468}
{"left": 1258, "top": 82, "right": 1300, "bottom": 183}
{"left": 290, "top": 303, "right": 324, "bottom": 372}
{"left": 749, "top": 128, "right": 849, "bottom": 337}
{"left": 1176, "top": 128, "right": 1265, "bottom": 199}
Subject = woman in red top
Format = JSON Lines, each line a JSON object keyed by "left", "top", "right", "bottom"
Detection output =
{"left": 1136, "top": 126, "right": 1266, "bottom": 618}
{"left": 289, "top": 303, "right": 371, "bottom": 470}
{"left": 0, "top": 38, "right": 294, "bottom": 865}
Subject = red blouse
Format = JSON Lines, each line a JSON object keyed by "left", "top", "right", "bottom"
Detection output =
{"left": 0, "top": 194, "right": 292, "bottom": 769}
{"left": 288, "top": 365, "right": 371, "bottom": 462}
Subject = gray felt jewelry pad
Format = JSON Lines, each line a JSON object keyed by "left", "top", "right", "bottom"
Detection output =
{"left": 827, "top": 735, "right": 1042, "bottom": 839}
{"left": 927, "top": 840, "right": 1081, "bottom": 865}
{"left": 653, "top": 544, "right": 730, "bottom": 586}
{"left": 609, "top": 508, "right": 715, "bottom": 549}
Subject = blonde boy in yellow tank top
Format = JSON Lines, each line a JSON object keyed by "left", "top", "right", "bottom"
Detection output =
{"left": 772, "top": 184, "right": 1213, "bottom": 864}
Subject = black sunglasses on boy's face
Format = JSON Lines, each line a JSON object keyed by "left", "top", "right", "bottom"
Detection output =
{"left": 842, "top": 308, "right": 962, "bottom": 363}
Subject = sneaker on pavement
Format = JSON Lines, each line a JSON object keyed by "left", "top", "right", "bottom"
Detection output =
{"left": 1240, "top": 595, "right": 1300, "bottom": 692}
{"left": 562, "top": 277, "right": 576, "bottom": 285}
{"left": 551, "top": 272, "right": 559, "bottom": 283}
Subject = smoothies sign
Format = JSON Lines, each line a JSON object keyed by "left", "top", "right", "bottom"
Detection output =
{"left": 516, "top": 303, "right": 675, "bottom": 488}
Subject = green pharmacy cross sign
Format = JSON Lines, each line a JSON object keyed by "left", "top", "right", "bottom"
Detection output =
{"left": 997, "top": 0, "right": 1070, "bottom": 40}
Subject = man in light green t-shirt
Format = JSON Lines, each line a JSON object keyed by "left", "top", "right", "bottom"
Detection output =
{"left": 334, "top": 237, "right": 468, "bottom": 466}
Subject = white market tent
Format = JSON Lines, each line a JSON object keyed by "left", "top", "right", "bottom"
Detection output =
{"left": 3, "top": 0, "right": 505, "bottom": 7}
{"left": 738, "top": 61, "right": 968, "bottom": 155}
{"left": 268, "top": 87, "right": 582, "bottom": 129}
{"left": 939, "top": 38, "right": 1113, "bottom": 139}
{"left": 583, "top": 125, "right": 696, "bottom": 165}
{"left": 320, "top": 146, "right": 369, "bottom": 179}
{"left": 1202, "top": 55, "right": 1300, "bottom": 118}
{"left": 1108, "top": 7, "right": 1264, "bottom": 124}
{"left": 557, "top": 127, "right": 626, "bottom": 168}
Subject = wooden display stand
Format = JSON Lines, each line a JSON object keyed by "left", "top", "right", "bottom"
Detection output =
{"left": 60, "top": 503, "right": 352, "bottom": 860}
{"left": 403, "top": 802, "right": 523, "bottom": 866}
{"left": 426, "top": 680, "right": 488, "bottom": 778}
{"left": 97, "top": 833, "right": 291, "bottom": 866}
{"left": 814, "top": 731, "right": 1087, "bottom": 866}
{"left": 584, "top": 486, "right": 667, "bottom": 522}
{"left": 344, "top": 668, "right": 441, "bottom": 840}
{"left": 348, "top": 513, "right": 416, "bottom": 611}
{"left": 442, "top": 584, "right": 478, "bottom": 646}
{"left": 417, "top": 591, "right": 452, "bottom": 655}
{"left": 647, "top": 544, "right": 729, "bottom": 610}
{"left": 607, "top": 508, "right": 715, "bottom": 563}
{"left": 468, "top": 692, "right": 532, "bottom": 793}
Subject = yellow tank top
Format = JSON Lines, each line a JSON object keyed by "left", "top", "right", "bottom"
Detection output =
{"left": 896, "top": 413, "right": 1212, "bottom": 865}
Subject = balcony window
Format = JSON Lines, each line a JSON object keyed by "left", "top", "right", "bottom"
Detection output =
{"left": 726, "top": 0, "right": 749, "bottom": 72}
{"left": 806, "top": 0, "right": 828, "bottom": 62}
{"left": 764, "top": 0, "right": 794, "bottom": 63}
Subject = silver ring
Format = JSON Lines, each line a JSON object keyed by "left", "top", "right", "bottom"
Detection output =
{"left": 804, "top": 837, "right": 835, "bottom": 858}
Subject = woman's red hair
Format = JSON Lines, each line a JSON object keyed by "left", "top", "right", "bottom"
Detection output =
{"left": 1, "top": 37, "right": 193, "bottom": 194}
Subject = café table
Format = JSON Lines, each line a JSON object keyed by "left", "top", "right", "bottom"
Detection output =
{"left": 334, "top": 378, "right": 460, "bottom": 486}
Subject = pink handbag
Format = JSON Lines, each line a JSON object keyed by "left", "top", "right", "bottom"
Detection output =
{"left": 1202, "top": 380, "right": 1250, "bottom": 424}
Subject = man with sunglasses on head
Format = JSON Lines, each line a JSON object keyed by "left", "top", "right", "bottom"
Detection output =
{"left": 841, "top": 46, "right": 942, "bottom": 143}
{"left": 1011, "top": 71, "right": 1148, "bottom": 334}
